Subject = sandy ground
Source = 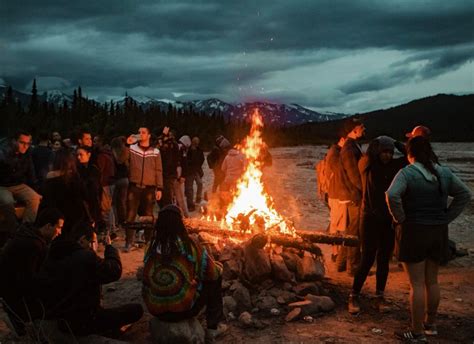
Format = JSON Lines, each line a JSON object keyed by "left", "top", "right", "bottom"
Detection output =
{"left": 1, "top": 143, "right": 473, "bottom": 343}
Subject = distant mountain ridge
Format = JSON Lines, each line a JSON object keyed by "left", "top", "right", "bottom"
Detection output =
{"left": 279, "top": 94, "right": 474, "bottom": 143}
{"left": 0, "top": 86, "right": 346, "bottom": 126}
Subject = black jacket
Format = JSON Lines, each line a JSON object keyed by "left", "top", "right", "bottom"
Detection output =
{"left": 0, "top": 143, "right": 37, "bottom": 187}
{"left": 186, "top": 146, "right": 205, "bottom": 177}
{"left": 0, "top": 224, "right": 48, "bottom": 320}
{"left": 158, "top": 136, "right": 181, "bottom": 178}
{"left": 39, "top": 240, "right": 122, "bottom": 323}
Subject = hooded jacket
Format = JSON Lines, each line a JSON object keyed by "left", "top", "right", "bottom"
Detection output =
{"left": 386, "top": 162, "right": 472, "bottom": 225}
{"left": 0, "top": 224, "right": 48, "bottom": 321}
{"left": 221, "top": 148, "right": 246, "bottom": 185}
{"left": 39, "top": 239, "right": 122, "bottom": 323}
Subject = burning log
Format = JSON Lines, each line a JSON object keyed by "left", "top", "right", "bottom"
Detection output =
{"left": 184, "top": 218, "right": 359, "bottom": 248}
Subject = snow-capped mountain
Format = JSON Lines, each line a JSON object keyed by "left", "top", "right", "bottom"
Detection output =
{"left": 42, "top": 90, "right": 73, "bottom": 107}
{"left": 0, "top": 86, "right": 347, "bottom": 126}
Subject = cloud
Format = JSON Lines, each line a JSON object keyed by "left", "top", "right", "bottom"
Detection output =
{"left": 0, "top": 0, "right": 473, "bottom": 113}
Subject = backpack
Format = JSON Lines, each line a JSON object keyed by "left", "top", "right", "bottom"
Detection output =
{"left": 315, "top": 153, "right": 332, "bottom": 201}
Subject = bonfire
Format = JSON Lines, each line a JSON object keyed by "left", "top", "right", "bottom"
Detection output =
{"left": 223, "top": 109, "right": 295, "bottom": 236}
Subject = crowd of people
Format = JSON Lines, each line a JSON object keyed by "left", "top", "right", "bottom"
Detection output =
{"left": 0, "top": 126, "right": 235, "bottom": 342}
{"left": 0, "top": 119, "right": 472, "bottom": 343}
{"left": 319, "top": 121, "right": 471, "bottom": 342}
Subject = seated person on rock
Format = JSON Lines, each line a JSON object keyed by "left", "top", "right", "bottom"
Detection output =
{"left": 0, "top": 207, "right": 64, "bottom": 336}
{"left": 142, "top": 205, "right": 226, "bottom": 340}
{"left": 39, "top": 221, "right": 143, "bottom": 336}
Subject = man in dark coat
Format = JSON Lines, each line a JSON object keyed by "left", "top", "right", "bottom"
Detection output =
{"left": 0, "top": 131, "right": 42, "bottom": 246}
{"left": 39, "top": 222, "right": 143, "bottom": 336}
{"left": 207, "top": 135, "right": 231, "bottom": 193}
{"left": 0, "top": 208, "right": 64, "bottom": 336}
{"left": 338, "top": 118, "right": 366, "bottom": 275}
{"left": 184, "top": 136, "right": 205, "bottom": 211}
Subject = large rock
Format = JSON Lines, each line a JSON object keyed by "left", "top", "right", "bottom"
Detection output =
{"left": 304, "top": 294, "right": 336, "bottom": 312}
{"left": 255, "top": 295, "right": 278, "bottom": 311}
{"left": 222, "top": 259, "right": 242, "bottom": 280}
{"left": 233, "top": 284, "right": 252, "bottom": 311}
{"left": 281, "top": 251, "right": 301, "bottom": 272}
{"left": 270, "top": 253, "right": 295, "bottom": 282}
{"left": 223, "top": 295, "right": 237, "bottom": 314}
{"left": 243, "top": 245, "right": 272, "bottom": 283}
{"left": 149, "top": 317, "right": 205, "bottom": 344}
{"left": 293, "top": 282, "right": 320, "bottom": 296}
{"left": 296, "top": 253, "right": 325, "bottom": 281}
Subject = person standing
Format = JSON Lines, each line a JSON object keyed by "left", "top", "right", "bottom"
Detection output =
{"left": 338, "top": 119, "right": 366, "bottom": 275}
{"left": 348, "top": 136, "right": 407, "bottom": 314}
{"left": 124, "top": 127, "right": 163, "bottom": 251}
{"left": 184, "top": 136, "right": 205, "bottom": 211}
{"left": 0, "top": 131, "right": 41, "bottom": 247}
{"left": 157, "top": 127, "right": 181, "bottom": 209}
{"left": 386, "top": 136, "right": 471, "bottom": 342}
{"left": 207, "top": 135, "right": 231, "bottom": 193}
{"left": 110, "top": 136, "right": 129, "bottom": 227}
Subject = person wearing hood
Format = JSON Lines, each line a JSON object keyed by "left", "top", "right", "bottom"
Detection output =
{"left": 207, "top": 135, "right": 231, "bottom": 193}
{"left": 386, "top": 136, "right": 471, "bottom": 342}
{"left": 220, "top": 146, "right": 246, "bottom": 193}
{"left": 39, "top": 221, "right": 143, "bottom": 336}
{"left": 0, "top": 208, "right": 64, "bottom": 336}
{"left": 348, "top": 136, "right": 407, "bottom": 315}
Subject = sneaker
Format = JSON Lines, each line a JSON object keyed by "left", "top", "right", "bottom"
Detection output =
{"left": 394, "top": 330, "right": 427, "bottom": 342}
{"left": 348, "top": 293, "right": 361, "bottom": 314}
{"left": 423, "top": 323, "right": 438, "bottom": 336}
{"left": 205, "top": 323, "right": 228, "bottom": 343}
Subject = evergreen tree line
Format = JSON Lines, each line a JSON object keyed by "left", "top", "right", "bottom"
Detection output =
{"left": 0, "top": 80, "right": 255, "bottom": 150}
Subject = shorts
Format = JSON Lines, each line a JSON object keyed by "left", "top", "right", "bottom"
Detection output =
{"left": 395, "top": 222, "right": 447, "bottom": 263}
{"left": 328, "top": 198, "right": 349, "bottom": 234}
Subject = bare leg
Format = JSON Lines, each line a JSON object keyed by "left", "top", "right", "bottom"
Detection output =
{"left": 424, "top": 259, "right": 440, "bottom": 325}
{"left": 402, "top": 261, "right": 426, "bottom": 333}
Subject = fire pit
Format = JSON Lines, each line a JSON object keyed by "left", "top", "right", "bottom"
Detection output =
{"left": 183, "top": 109, "right": 358, "bottom": 324}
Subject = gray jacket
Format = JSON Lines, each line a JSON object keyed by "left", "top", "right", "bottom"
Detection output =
{"left": 386, "top": 162, "right": 471, "bottom": 225}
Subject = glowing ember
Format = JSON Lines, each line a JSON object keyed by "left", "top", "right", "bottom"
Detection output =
{"left": 223, "top": 109, "right": 295, "bottom": 235}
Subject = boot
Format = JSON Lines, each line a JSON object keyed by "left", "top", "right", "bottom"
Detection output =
{"left": 348, "top": 293, "right": 361, "bottom": 314}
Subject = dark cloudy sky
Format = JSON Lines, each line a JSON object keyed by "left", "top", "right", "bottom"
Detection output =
{"left": 1, "top": 0, "right": 473, "bottom": 113}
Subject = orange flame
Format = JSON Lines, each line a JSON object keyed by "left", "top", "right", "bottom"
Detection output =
{"left": 223, "top": 109, "right": 295, "bottom": 235}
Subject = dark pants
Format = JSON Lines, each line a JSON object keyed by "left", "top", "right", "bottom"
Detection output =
{"left": 184, "top": 172, "right": 203, "bottom": 209}
{"left": 337, "top": 202, "right": 361, "bottom": 273}
{"left": 160, "top": 177, "right": 176, "bottom": 208}
{"left": 211, "top": 169, "right": 224, "bottom": 193}
{"left": 156, "top": 277, "right": 224, "bottom": 329}
{"left": 113, "top": 177, "right": 129, "bottom": 225}
{"left": 2, "top": 296, "right": 44, "bottom": 336}
{"left": 126, "top": 184, "right": 155, "bottom": 246}
{"left": 59, "top": 304, "right": 143, "bottom": 336}
{"left": 352, "top": 215, "right": 395, "bottom": 294}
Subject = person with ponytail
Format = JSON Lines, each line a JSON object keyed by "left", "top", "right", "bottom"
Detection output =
{"left": 142, "top": 205, "right": 227, "bottom": 342}
{"left": 386, "top": 136, "right": 471, "bottom": 342}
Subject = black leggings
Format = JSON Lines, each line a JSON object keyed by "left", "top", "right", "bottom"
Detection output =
{"left": 352, "top": 216, "right": 395, "bottom": 294}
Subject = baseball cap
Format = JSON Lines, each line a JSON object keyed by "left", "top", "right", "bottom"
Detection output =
{"left": 405, "top": 125, "right": 431, "bottom": 138}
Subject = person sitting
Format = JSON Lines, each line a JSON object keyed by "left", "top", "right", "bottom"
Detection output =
{"left": 0, "top": 208, "right": 64, "bottom": 336}
{"left": 0, "top": 130, "right": 41, "bottom": 247}
{"left": 39, "top": 221, "right": 143, "bottom": 336}
{"left": 142, "top": 205, "right": 226, "bottom": 342}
